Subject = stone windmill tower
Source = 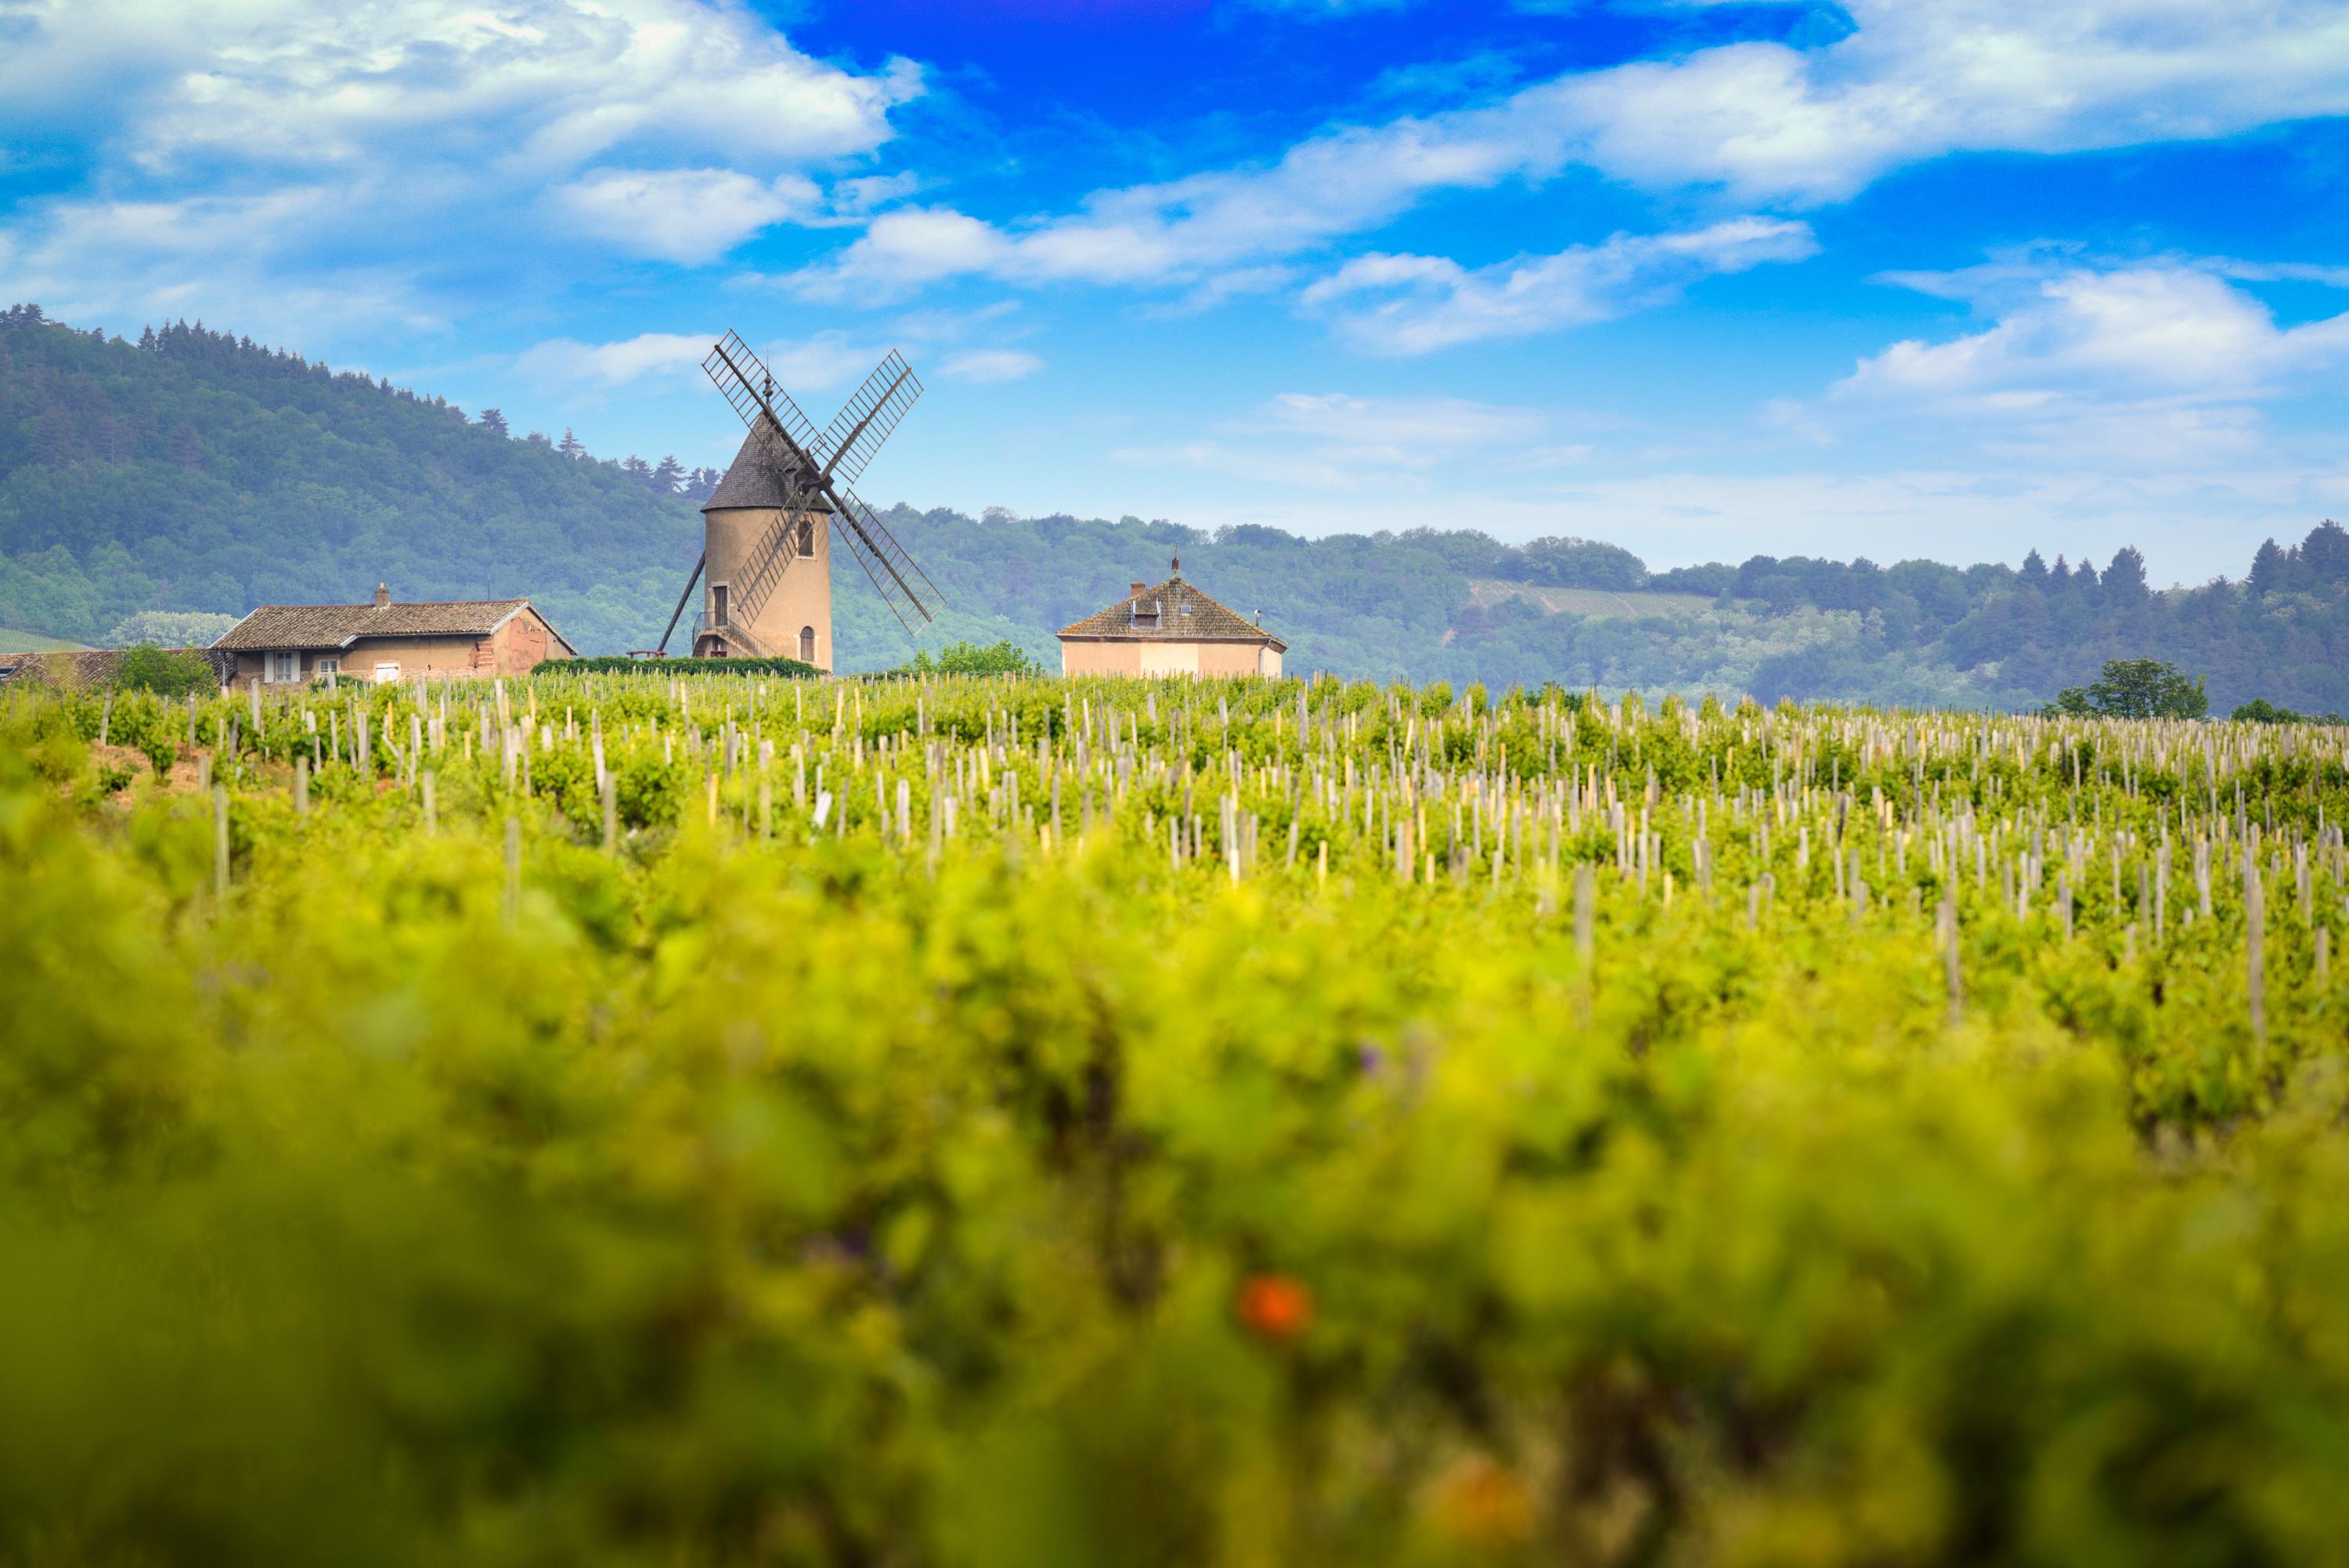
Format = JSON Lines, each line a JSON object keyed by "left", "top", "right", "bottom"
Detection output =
{"left": 657, "top": 331, "right": 942, "bottom": 667}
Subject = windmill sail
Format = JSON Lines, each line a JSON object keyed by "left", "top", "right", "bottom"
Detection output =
{"left": 830, "top": 486, "right": 944, "bottom": 635}
{"left": 702, "top": 331, "right": 821, "bottom": 453}
{"left": 813, "top": 351, "right": 922, "bottom": 491}
{"left": 700, "top": 334, "right": 943, "bottom": 638}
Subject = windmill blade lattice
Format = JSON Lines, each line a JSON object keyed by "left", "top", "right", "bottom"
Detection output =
{"left": 814, "top": 351, "right": 922, "bottom": 490}
{"left": 702, "top": 331, "right": 821, "bottom": 454}
{"left": 697, "top": 329, "right": 944, "bottom": 639}
{"left": 831, "top": 485, "right": 944, "bottom": 636}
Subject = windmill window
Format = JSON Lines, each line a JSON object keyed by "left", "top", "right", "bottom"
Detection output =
{"left": 797, "top": 515, "right": 814, "bottom": 553}
{"left": 799, "top": 626, "right": 816, "bottom": 661}
{"left": 712, "top": 584, "right": 729, "bottom": 626}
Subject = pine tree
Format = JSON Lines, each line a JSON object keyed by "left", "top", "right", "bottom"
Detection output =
{"left": 2050, "top": 554, "right": 2072, "bottom": 589}
{"left": 2300, "top": 520, "right": 2348, "bottom": 584}
{"left": 557, "top": 427, "right": 584, "bottom": 460}
{"left": 2249, "top": 538, "right": 2289, "bottom": 597}
{"left": 2073, "top": 555, "right": 2099, "bottom": 591}
{"left": 2103, "top": 546, "right": 2149, "bottom": 604}
{"left": 478, "top": 408, "right": 509, "bottom": 438}
{"left": 2019, "top": 549, "right": 2048, "bottom": 586}
{"left": 651, "top": 455, "right": 684, "bottom": 492}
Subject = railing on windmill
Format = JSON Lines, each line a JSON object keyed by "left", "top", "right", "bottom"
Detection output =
{"left": 690, "top": 614, "right": 774, "bottom": 659}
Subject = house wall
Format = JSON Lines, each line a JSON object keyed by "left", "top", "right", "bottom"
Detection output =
{"left": 343, "top": 635, "right": 493, "bottom": 681}
{"left": 704, "top": 505, "right": 832, "bottom": 669}
{"left": 1058, "top": 638, "right": 1280, "bottom": 678}
{"left": 491, "top": 608, "right": 556, "bottom": 675}
{"left": 234, "top": 637, "right": 490, "bottom": 685}
{"left": 1060, "top": 639, "right": 1141, "bottom": 677}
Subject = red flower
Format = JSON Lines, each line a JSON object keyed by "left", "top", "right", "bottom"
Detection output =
{"left": 1236, "top": 1273, "right": 1313, "bottom": 1343}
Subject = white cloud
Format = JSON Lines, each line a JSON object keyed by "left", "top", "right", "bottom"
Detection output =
{"left": 788, "top": 0, "right": 2349, "bottom": 312}
{"left": 0, "top": 0, "right": 922, "bottom": 328}
{"left": 514, "top": 331, "right": 709, "bottom": 387}
{"left": 1737, "top": 253, "right": 2349, "bottom": 474}
{"left": 554, "top": 168, "right": 821, "bottom": 264}
{"left": 1836, "top": 258, "right": 2349, "bottom": 409}
{"left": 0, "top": 0, "right": 920, "bottom": 173}
{"left": 1554, "top": 0, "right": 2349, "bottom": 203}
{"left": 1301, "top": 216, "right": 1817, "bottom": 354}
{"left": 511, "top": 326, "right": 896, "bottom": 402}
{"left": 937, "top": 349, "right": 1043, "bottom": 383}
{"left": 0, "top": 185, "right": 454, "bottom": 342}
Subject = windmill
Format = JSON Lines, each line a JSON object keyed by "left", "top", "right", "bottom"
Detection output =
{"left": 656, "top": 330, "right": 943, "bottom": 666}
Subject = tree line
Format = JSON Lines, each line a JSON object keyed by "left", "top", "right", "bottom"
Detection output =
{"left": 3, "top": 304, "right": 2343, "bottom": 712}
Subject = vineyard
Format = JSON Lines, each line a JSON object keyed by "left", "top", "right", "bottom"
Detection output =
{"left": 5, "top": 666, "right": 2349, "bottom": 1566}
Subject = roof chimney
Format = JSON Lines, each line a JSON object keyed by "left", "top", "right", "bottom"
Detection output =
{"left": 373, "top": 582, "right": 390, "bottom": 607}
{"left": 1129, "top": 580, "right": 1146, "bottom": 599}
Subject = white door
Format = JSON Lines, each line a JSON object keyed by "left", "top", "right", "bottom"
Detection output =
{"left": 373, "top": 661, "right": 400, "bottom": 683}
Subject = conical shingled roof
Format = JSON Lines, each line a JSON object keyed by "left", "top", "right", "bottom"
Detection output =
{"left": 701, "top": 428, "right": 835, "bottom": 514}
{"left": 1059, "top": 571, "right": 1285, "bottom": 649}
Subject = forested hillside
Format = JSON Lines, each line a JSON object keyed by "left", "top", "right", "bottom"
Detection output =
{"left": 0, "top": 307, "right": 701, "bottom": 654}
{"left": 854, "top": 511, "right": 2349, "bottom": 713}
{"left": 5, "top": 305, "right": 2345, "bottom": 710}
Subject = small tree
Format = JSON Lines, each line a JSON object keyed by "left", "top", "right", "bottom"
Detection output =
{"left": 114, "top": 643, "right": 218, "bottom": 697}
{"left": 478, "top": 408, "right": 510, "bottom": 438}
{"left": 557, "top": 428, "right": 585, "bottom": 460}
{"left": 2048, "top": 658, "right": 2208, "bottom": 720}
{"left": 901, "top": 640, "right": 1040, "bottom": 676}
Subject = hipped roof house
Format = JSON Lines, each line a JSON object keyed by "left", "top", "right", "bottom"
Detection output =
{"left": 214, "top": 584, "right": 576, "bottom": 684}
{"left": 1057, "top": 560, "right": 1285, "bottom": 678}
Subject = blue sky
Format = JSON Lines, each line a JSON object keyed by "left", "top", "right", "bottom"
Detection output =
{"left": 3, "top": 0, "right": 2347, "bottom": 585}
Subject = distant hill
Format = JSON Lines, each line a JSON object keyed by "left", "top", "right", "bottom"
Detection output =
{"left": 5, "top": 305, "right": 2346, "bottom": 710}
{"left": 0, "top": 307, "right": 698, "bottom": 655}
{"left": 850, "top": 507, "right": 2349, "bottom": 713}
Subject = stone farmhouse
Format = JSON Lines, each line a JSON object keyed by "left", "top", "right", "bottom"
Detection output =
{"left": 1058, "top": 561, "right": 1285, "bottom": 678}
{"left": 213, "top": 584, "right": 576, "bottom": 685}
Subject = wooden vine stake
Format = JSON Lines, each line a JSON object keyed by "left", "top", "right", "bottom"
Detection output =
{"left": 503, "top": 816, "right": 521, "bottom": 925}
{"left": 213, "top": 784, "right": 229, "bottom": 901}
{"left": 2244, "top": 856, "right": 2266, "bottom": 1046}
{"left": 1939, "top": 894, "right": 1962, "bottom": 1027}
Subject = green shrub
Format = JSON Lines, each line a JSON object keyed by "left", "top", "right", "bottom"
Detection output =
{"left": 114, "top": 641, "right": 220, "bottom": 697}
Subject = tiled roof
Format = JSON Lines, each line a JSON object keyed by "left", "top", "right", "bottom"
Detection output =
{"left": 215, "top": 599, "right": 543, "bottom": 650}
{"left": 1058, "top": 575, "right": 1285, "bottom": 649}
{"left": 702, "top": 427, "right": 836, "bottom": 514}
{"left": 0, "top": 647, "right": 236, "bottom": 687}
